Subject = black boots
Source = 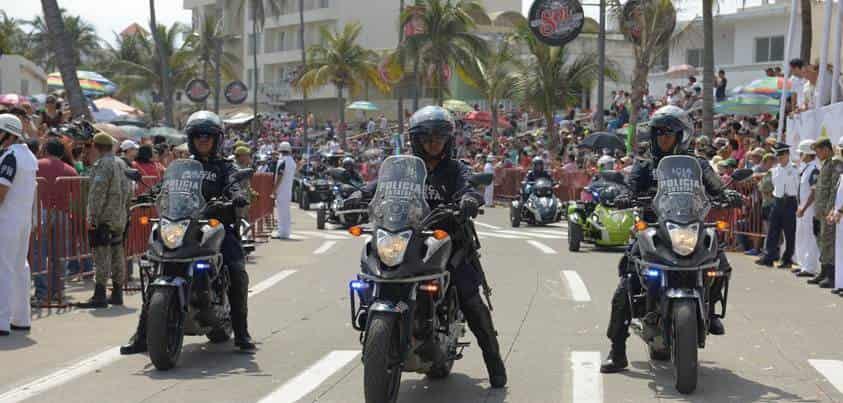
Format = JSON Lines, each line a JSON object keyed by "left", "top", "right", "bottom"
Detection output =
{"left": 108, "top": 283, "right": 123, "bottom": 306}
{"left": 461, "top": 294, "right": 507, "bottom": 388}
{"left": 818, "top": 264, "right": 835, "bottom": 289}
{"left": 229, "top": 270, "right": 255, "bottom": 351}
{"left": 808, "top": 264, "right": 830, "bottom": 284}
{"left": 120, "top": 309, "right": 147, "bottom": 355}
{"left": 600, "top": 343, "right": 628, "bottom": 373}
{"left": 77, "top": 284, "right": 109, "bottom": 308}
{"left": 709, "top": 316, "right": 725, "bottom": 335}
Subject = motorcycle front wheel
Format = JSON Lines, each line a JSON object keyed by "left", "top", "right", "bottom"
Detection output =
{"left": 364, "top": 315, "right": 402, "bottom": 403}
{"left": 510, "top": 204, "right": 520, "bottom": 227}
{"left": 671, "top": 299, "right": 699, "bottom": 394}
{"left": 568, "top": 222, "right": 582, "bottom": 252}
{"left": 316, "top": 208, "right": 326, "bottom": 230}
{"left": 147, "top": 288, "right": 185, "bottom": 370}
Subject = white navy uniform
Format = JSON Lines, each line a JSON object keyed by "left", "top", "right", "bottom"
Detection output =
{"left": 795, "top": 159, "right": 820, "bottom": 274}
{"left": 0, "top": 144, "right": 37, "bottom": 332}
{"left": 763, "top": 160, "right": 800, "bottom": 263}
{"left": 274, "top": 154, "right": 296, "bottom": 238}
{"left": 483, "top": 162, "right": 494, "bottom": 206}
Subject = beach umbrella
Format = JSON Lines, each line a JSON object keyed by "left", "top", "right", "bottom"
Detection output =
{"left": 47, "top": 71, "right": 118, "bottom": 96}
{"left": 577, "top": 132, "right": 626, "bottom": 152}
{"left": 0, "top": 93, "right": 29, "bottom": 107}
{"left": 715, "top": 93, "right": 781, "bottom": 116}
{"left": 666, "top": 64, "right": 698, "bottom": 79}
{"left": 443, "top": 99, "right": 473, "bottom": 113}
{"left": 346, "top": 101, "right": 379, "bottom": 111}
{"left": 94, "top": 123, "right": 129, "bottom": 141}
{"left": 732, "top": 77, "right": 792, "bottom": 99}
{"left": 117, "top": 125, "right": 148, "bottom": 140}
{"left": 463, "top": 111, "right": 511, "bottom": 129}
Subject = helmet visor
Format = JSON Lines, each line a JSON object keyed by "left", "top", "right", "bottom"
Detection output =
{"left": 417, "top": 130, "right": 449, "bottom": 145}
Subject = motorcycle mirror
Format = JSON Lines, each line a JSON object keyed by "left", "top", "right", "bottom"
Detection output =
{"left": 469, "top": 173, "right": 494, "bottom": 187}
{"left": 731, "top": 168, "right": 753, "bottom": 182}
{"left": 124, "top": 169, "right": 142, "bottom": 183}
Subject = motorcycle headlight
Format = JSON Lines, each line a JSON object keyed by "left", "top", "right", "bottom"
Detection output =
{"left": 376, "top": 229, "right": 412, "bottom": 267}
{"left": 160, "top": 219, "right": 189, "bottom": 249}
{"left": 666, "top": 222, "right": 699, "bottom": 256}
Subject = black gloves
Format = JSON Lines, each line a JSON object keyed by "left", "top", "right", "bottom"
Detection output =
{"left": 233, "top": 195, "right": 249, "bottom": 208}
{"left": 723, "top": 190, "right": 743, "bottom": 208}
{"left": 460, "top": 196, "right": 480, "bottom": 218}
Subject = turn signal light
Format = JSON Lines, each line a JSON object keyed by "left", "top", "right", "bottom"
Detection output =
{"left": 634, "top": 220, "right": 648, "bottom": 231}
{"left": 349, "top": 226, "right": 363, "bottom": 237}
{"left": 419, "top": 282, "right": 439, "bottom": 293}
{"left": 208, "top": 219, "right": 221, "bottom": 228}
{"left": 139, "top": 216, "right": 149, "bottom": 226}
{"left": 715, "top": 220, "right": 729, "bottom": 231}
{"left": 432, "top": 230, "right": 449, "bottom": 240}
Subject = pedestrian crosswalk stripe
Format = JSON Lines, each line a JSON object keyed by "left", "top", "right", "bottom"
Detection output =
{"left": 297, "top": 230, "right": 351, "bottom": 240}
{"left": 571, "top": 351, "right": 603, "bottom": 403}
{"left": 809, "top": 360, "right": 843, "bottom": 395}
{"left": 496, "top": 230, "right": 563, "bottom": 239}
{"left": 561, "top": 271, "right": 591, "bottom": 302}
{"left": 527, "top": 240, "right": 558, "bottom": 254}
{"left": 474, "top": 221, "right": 502, "bottom": 230}
{"left": 476, "top": 231, "right": 525, "bottom": 239}
{"left": 313, "top": 241, "right": 337, "bottom": 255}
{"left": 257, "top": 350, "right": 360, "bottom": 403}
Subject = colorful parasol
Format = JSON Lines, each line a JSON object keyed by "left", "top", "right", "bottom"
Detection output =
{"left": 732, "top": 77, "right": 792, "bottom": 99}
{"left": 0, "top": 93, "right": 30, "bottom": 107}
{"left": 443, "top": 99, "right": 474, "bottom": 113}
{"left": 346, "top": 101, "right": 379, "bottom": 111}
{"left": 47, "top": 71, "right": 118, "bottom": 96}
{"left": 463, "top": 111, "right": 512, "bottom": 129}
{"left": 715, "top": 93, "right": 781, "bottom": 116}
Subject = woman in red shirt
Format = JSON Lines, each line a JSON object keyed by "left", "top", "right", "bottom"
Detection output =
{"left": 132, "top": 144, "right": 163, "bottom": 180}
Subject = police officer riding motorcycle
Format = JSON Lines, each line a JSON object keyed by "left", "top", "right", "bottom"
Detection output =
{"left": 120, "top": 111, "right": 256, "bottom": 355}
{"left": 522, "top": 157, "right": 553, "bottom": 202}
{"left": 600, "top": 106, "right": 740, "bottom": 376}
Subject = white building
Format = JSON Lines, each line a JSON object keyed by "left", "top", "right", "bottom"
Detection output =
{"left": 0, "top": 55, "right": 47, "bottom": 96}
{"left": 648, "top": 2, "right": 799, "bottom": 97}
{"left": 183, "top": 0, "right": 521, "bottom": 119}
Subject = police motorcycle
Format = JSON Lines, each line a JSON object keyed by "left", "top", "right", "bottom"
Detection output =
{"left": 141, "top": 159, "right": 253, "bottom": 370}
{"left": 510, "top": 177, "right": 563, "bottom": 227}
{"left": 348, "top": 156, "right": 493, "bottom": 403}
{"left": 317, "top": 167, "right": 372, "bottom": 229}
{"left": 623, "top": 155, "right": 746, "bottom": 394}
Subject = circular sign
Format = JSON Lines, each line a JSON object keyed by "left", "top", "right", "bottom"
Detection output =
{"left": 185, "top": 79, "right": 211, "bottom": 103}
{"left": 225, "top": 81, "right": 249, "bottom": 105}
{"left": 528, "top": 0, "right": 585, "bottom": 47}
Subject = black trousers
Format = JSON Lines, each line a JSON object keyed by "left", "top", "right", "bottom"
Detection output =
{"left": 764, "top": 196, "right": 797, "bottom": 263}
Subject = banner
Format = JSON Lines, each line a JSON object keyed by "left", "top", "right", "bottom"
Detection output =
{"left": 528, "top": 0, "right": 585, "bottom": 46}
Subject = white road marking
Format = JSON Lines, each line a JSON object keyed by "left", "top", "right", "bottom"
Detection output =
{"left": 809, "top": 360, "right": 843, "bottom": 394}
{"left": 571, "top": 351, "right": 603, "bottom": 403}
{"left": 497, "top": 229, "right": 563, "bottom": 239}
{"left": 474, "top": 221, "right": 502, "bottom": 230}
{"left": 0, "top": 347, "right": 123, "bottom": 403}
{"left": 290, "top": 233, "right": 308, "bottom": 240}
{"left": 249, "top": 270, "right": 298, "bottom": 297}
{"left": 313, "top": 241, "right": 337, "bottom": 255}
{"left": 305, "top": 212, "right": 317, "bottom": 219}
{"left": 297, "top": 230, "right": 350, "bottom": 240}
{"left": 0, "top": 269, "right": 298, "bottom": 402}
{"left": 476, "top": 231, "right": 524, "bottom": 239}
{"left": 527, "top": 240, "right": 558, "bottom": 254}
{"left": 530, "top": 229, "right": 569, "bottom": 236}
{"left": 258, "top": 350, "right": 361, "bottom": 403}
{"left": 561, "top": 270, "right": 591, "bottom": 302}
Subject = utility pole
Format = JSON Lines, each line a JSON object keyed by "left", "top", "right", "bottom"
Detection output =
{"left": 596, "top": 0, "right": 606, "bottom": 130}
{"left": 397, "top": 0, "right": 405, "bottom": 134}
{"left": 299, "top": 0, "right": 308, "bottom": 150}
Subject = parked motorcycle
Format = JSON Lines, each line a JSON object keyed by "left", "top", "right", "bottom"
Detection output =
{"left": 348, "top": 155, "right": 493, "bottom": 403}
{"left": 317, "top": 168, "right": 372, "bottom": 229}
{"left": 510, "top": 177, "right": 563, "bottom": 227}
{"left": 567, "top": 183, "right": 636, "bottom": 251}
{"left": 625, "top": 155, "right": 745, "bottom": 394}
{"left": 141, "top": 159, "right": 253, "bottom": 370}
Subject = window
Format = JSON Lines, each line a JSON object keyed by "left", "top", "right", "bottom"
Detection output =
{"left": 20, "top": 79, "right": 29, "bottom": 96}
{"left": 686, "top": 48, "right": 702, "bottom": 67}
{"left": 755, "top": 36, "right": 784, "bottom": 62}
{"left": 654, "top": 50, "right": 669, "bottom": 72}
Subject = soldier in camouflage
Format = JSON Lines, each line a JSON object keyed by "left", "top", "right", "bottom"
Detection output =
{"left": 806, "top": 137, "right": 843, "bottom": 289}
{"left": 77, "top": 133, "right": 132, "bottom": 308}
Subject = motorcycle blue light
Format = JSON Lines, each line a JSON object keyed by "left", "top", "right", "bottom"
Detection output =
{"left": 194, "top": 261, "right": 211, "bottom": 271}
{"left": 350, "top": 280, "right": 369, "bottom": 290}
{"left": 645, "top": 269, "right": 660, "bottom": 278}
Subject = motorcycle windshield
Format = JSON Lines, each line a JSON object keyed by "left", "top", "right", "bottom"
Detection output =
{"left": 156, "top": 159, "right": 206, "bottom": 221}
{"left": 370, "top": 155, "right": 429, "bottom": 232}
{"left": 653, "top": 155, "right": 709, "bottom": 224}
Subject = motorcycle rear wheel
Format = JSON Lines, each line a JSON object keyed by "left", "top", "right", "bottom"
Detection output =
{"left": 147, "top": 288, "right": 184, "bottom": 371}
{"left": 510, "top": 204, "right": 520, "bottom": 227}
{"left": 568, "top": 222, "right": 582, "bottom": 252}
{"left": 316, "top": 208, "right": 326, "bottom": 230}
{"left": 364, "top": 315, "right": 401, "bottom": 403}
{"left": 672, "top": 300, "right": 699, "bottom": 394}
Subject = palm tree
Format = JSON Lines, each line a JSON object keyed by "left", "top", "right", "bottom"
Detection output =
{"left": 511, "top": 22, "right": 613, "bottom": 151}
{"left": 461, "top": 37, "right": 519, "bottom": 151}
{"left": 40, "top": 0, "right": 89, "bottom": 119}
{"left": 0, "top": 11, "right": 26, "bottom": 55}
{"left": 111, "top": 23, "right": 196, "bottom": 125}
{"left": 800, "top": 0, "right": 811, "bottom": 62}
{"left": 299, "top": 0, "right": 309, "bottom": 147}
{"left": 184, "top": 14, "right": 239, "bottom": 110}
{"left": 701, "top": 0, "right": 715, "bottom": 139}
{"left": 28, "top": 12, "right": 101, "bottom": 72}
{"left": 295, "top": 22, "right": 391, "bottom": 148}
{"left": 149, "top": 0, "right": 174, "bottom": 126}
{"left": 610, "top": 0, "right": 677, "bottom": 151}
{"left": 397, "top": 0, "right": 489, "bottom": 105}
{"left": 236, "top": 0, "right": 283, "bottom": 131}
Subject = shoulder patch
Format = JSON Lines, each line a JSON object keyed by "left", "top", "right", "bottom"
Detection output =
{"left": 0, "top": 151, "right": 17, "bottom": 184}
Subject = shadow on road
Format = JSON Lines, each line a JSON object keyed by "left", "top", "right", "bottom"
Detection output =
{"left": 134, "top": 340, "right": 266, "bottom": 380}
{"left": 0, "top": 334, "right": 37, "bottom": 351}
{"left": 398, "top": 373, "right": 507, "bottom": 403}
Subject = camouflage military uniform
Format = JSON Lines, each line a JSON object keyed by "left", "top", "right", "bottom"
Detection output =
{"left": 815, "top": 156, "right": 843, "bottom": 266}
{"left": 87, "top": 154, "right": 132, "bottom": 287}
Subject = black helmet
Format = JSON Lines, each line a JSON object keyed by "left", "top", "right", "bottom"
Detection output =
{"left": 185, "top": 110, "right": 224, "bottom": 158}
{"left": 649, "top": 105, "right": 692, "bottom": 160}
{"left": 408, "top": 106, "right": 455, "bottom": 161}
{"left": 532, "top": 156, "right": 544, "bottom": 172}
{"left": 342, "top": 157, "right": 355, "bottom": 171}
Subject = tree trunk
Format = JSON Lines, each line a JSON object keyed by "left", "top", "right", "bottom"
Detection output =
{"left": 202, "top": 58, "right": 209, "bottom": 110}
{"left": 627, "top": 57, "right": 649, "bottom": 155}
{"left": 252, "top": 2, "right": 259, "bottom": 136}
{"left": 702, "top": 0, "right": 715, "bottom": 138}
{"left": 149, "top": 0, "right": 173, "bottom": 126}
{"left": 397, "top": 0, "right": 406, "bottom": 134}
{"left": 412, "top": 56, "right": 420, "bottom": 110}
{"left": 490, "top": 99, "right": 499, "bottom": 153}
{"left": 800, "top": 0, "right": 812, "bottom": 62}
{"left": 214, "top": 38, "right": 222, "bottom": 114}
{"left": 337, "top": 84, "right": 346, "bottom": 148}
{"left": 41, "top": 0, "right": 90, "bottom": 120}
{"left": 299, "top": 0, "right": 308, "bottom": 149}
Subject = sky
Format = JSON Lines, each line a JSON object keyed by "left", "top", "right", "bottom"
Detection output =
{"left": 3, "top": 0, "right": 767, "bottom": 47}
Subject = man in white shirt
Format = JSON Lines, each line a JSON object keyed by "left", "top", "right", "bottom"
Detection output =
{"left": 272, "top": 142, "right": 296, "bottom": 239}
{"left": 366, "top": 117, "right": 376, "bottom": 135}
{"left": 379, "top": 114, "right": 388, "bottom": 133}
{"left": 483, "top": 155, "right": 495, "bottom": 206}
{"left": 0, "top": 114, "right": 37, "bottom": 335}
{"left": 794, "top": 140, "right": 821, "bottom": 276}
{"left": 756, "top": 143, "right": 800, "bottom": 267}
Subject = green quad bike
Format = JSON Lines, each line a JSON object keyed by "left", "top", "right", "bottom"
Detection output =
{"left": 566, "top": 183, "right": 636, "bottom": 252}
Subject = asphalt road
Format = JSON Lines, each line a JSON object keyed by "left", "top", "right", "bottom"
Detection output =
{"left": 2, "top": 206, "right": 843, "bottom": 403}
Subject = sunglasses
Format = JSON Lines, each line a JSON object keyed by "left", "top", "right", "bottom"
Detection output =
{"left": 418, "top": 132, "right": 448, "bottom": 144}
{"left": 194, "top": 133, "right": 214, "bottom": 139}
